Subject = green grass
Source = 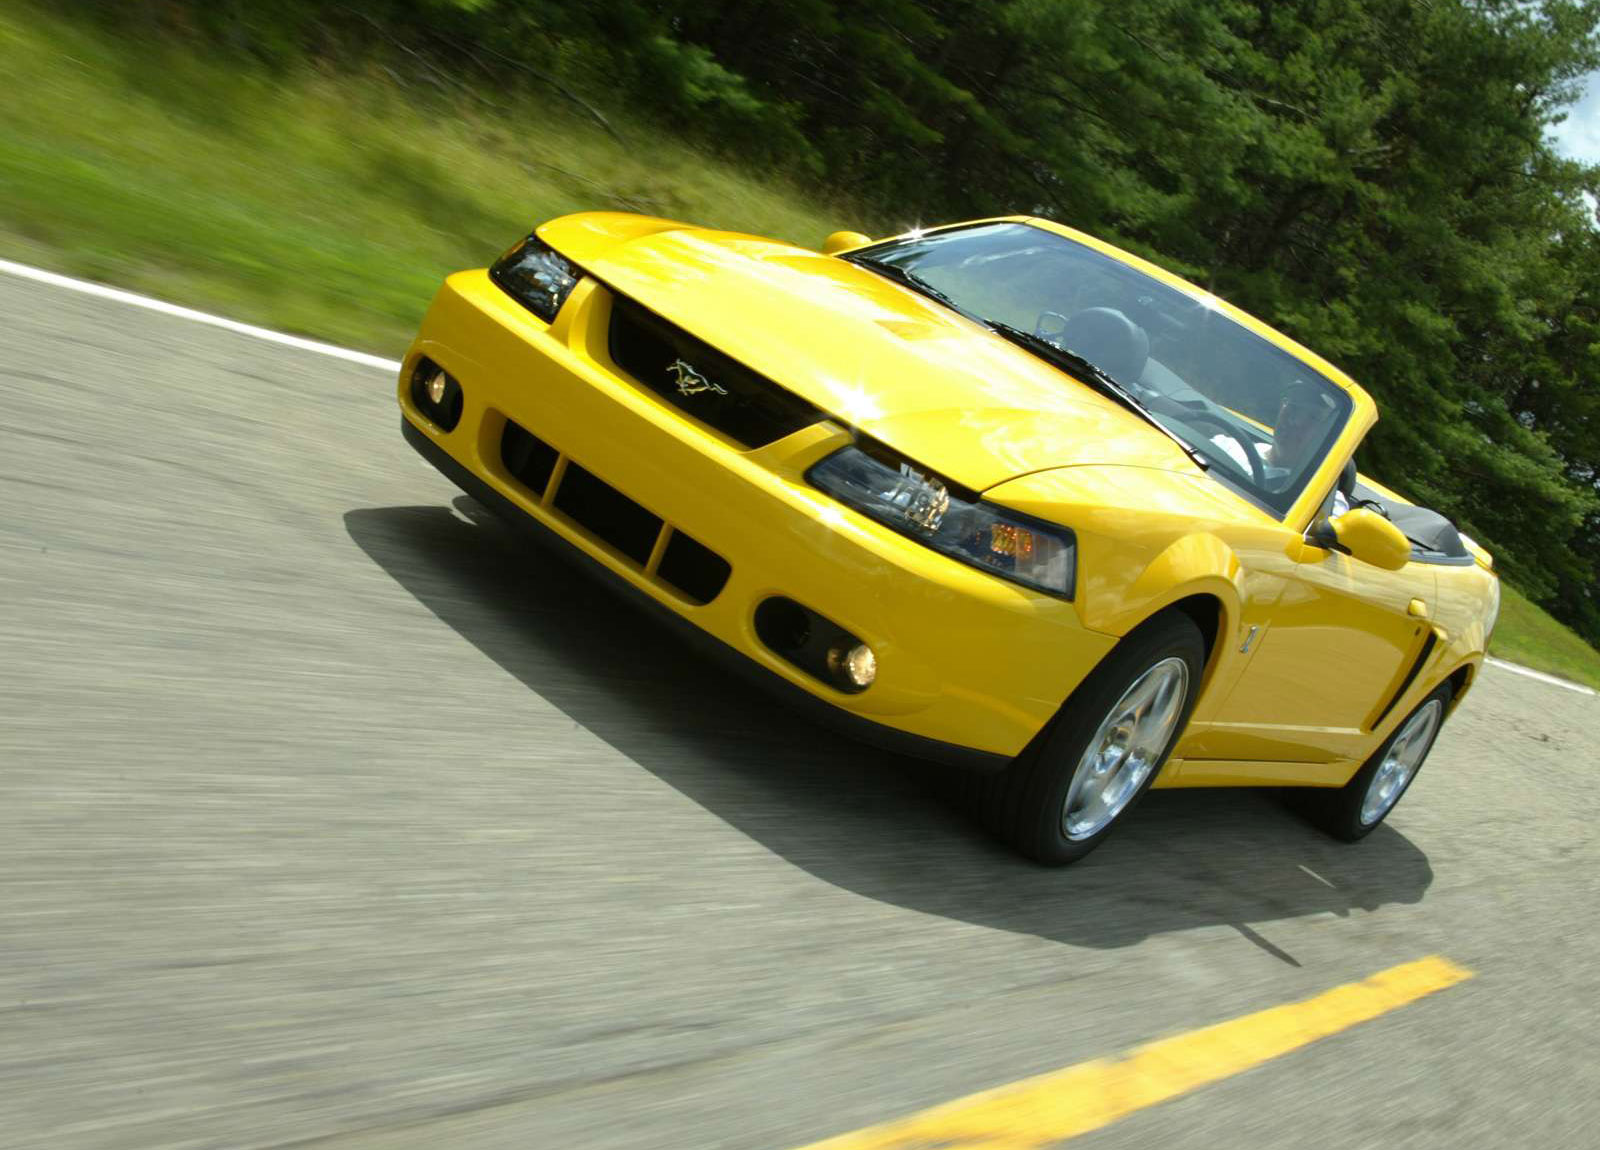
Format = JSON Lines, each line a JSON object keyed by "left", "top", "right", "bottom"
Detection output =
{"left": 3, "top": 2, "right": 1598, "bottom": 686}
{"left": 1489, "top": 583, "right": 1600, "bottom": 691}
{"left": 0, "top": 1, "right": 855, "bottom": 353}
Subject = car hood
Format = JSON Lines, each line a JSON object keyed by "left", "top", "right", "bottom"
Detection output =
{"left": 539, "top": 213, "right": 1192, "bottom": 491}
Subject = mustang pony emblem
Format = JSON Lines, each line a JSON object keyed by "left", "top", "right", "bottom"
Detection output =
{"left": 667, "top": 359, "right": 728, "bottom": 397}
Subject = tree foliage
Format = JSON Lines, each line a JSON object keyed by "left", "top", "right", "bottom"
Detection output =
{"left": 93, "top": 0, "right": 1600, "bottom": 645}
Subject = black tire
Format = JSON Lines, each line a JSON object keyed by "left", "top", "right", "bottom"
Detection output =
{"left": 985, "top": 612, "right": 1205, "bottom": 865}
{"left": 1299, "top": 682, "right": 1451, "bottom": 842}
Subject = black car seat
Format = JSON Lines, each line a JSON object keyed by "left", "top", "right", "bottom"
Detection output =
{"left": 1057, "top": 307, "right": 1150, "bottom": 385}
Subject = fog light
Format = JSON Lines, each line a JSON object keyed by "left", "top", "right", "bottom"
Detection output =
{"left": 409, "top": 360, "right": 463, "bottom": 431}
{"left": 425, "top": 369, "right": 449, "bottom": 405}
{"left": 828, "top": 641, "right": 877, "bottom": 689}
{"left": 753, "top": 597, "right": 873, "bottom": 694}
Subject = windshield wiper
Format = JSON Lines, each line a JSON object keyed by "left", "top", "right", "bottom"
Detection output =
{"left": 849, "top": 260, "right": 1208, "bottom": 472}
{"left": 984, "top": 321, "right": 1210, "bottom": 471}
{"left": 847, "top": 257, "right": 970, "bottom": 315}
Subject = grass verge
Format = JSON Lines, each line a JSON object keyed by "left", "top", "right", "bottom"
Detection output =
{"left": 1489, "top": 584, "right": 1600, "bottom": 691}
{"left": 0, "top": 1, "right": 853, "bottom": 352}
{"left": 3, "top": 1, "right": 1597, "bottom": 686}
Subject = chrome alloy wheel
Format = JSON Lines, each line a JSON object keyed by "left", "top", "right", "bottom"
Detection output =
{"left": 1062, "top": 657, "right": 1190, "bottom": 841}
{"left": 1359, "top": 698, "right": 1443, "bottom": 827}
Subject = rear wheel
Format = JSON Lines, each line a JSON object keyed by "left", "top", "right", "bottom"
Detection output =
{"left": 985, "top": 613, "right": 1204, "bottom": 865}
{"left": 1300, "top": 683, "right": 1450, "bottom": 841}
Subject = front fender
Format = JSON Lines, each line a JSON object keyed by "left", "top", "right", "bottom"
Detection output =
{"left": 984, "top": 465, "right": 1251, "bottom": 640}
{"left": 1115, "top": 534, "right": 1242, "bottom": 637}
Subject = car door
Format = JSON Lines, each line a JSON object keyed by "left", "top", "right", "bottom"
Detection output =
{"left": 1203, "top": 540, "right": 1437, "bottom": 767}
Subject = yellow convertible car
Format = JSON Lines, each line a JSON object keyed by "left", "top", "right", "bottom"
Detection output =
{"left": 398, "top": 214, "right": 1499, "bottom": 864}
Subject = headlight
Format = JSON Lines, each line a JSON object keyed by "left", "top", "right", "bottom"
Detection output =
{"left": 490, "top": 234, "right": 581, "bottom": 322}
{"left": 808, "top": 445, "right": 1076, "bottom": 597}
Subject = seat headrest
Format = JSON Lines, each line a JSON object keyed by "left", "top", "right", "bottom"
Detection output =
{"left": 1058, "top": 308, "right": 1150, "bottom": 385}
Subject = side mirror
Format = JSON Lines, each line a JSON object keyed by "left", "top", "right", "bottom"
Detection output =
{"left": 1316, "top": 508, "right": 1412, "bottom": 571}
{"left": 822, "top": 230, "right": 872, "bottom": 256}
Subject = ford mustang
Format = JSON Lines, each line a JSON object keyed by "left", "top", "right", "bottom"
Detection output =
{"left": 397, "top": 214, "right": 1498, "bottom": 864}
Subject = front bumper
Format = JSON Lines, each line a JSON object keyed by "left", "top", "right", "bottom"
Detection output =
{"left": 397, "top": 270, "right": 1118, "bottom": 763}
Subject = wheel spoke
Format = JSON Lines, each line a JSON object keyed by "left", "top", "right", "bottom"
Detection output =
{"left": 1359, "top": 699, "right": 1443, "bottom": 826}
{"left": 1062, "top": 657, "right": 1190, "bottom": 841}
{"left": 1136, "top": 675, "right": 1183, "bottom": 749}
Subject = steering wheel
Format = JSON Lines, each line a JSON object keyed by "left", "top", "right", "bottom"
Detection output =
{"left": 1180, "top": 412, "right": 1267, "bottom": 487}
{"left": 1034, "top": 310, "right": 1071, "bottom": 343}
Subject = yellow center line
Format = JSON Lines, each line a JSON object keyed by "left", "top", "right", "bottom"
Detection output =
{"left": 791, "top": 955, "right": 1472, "bottom": 1150}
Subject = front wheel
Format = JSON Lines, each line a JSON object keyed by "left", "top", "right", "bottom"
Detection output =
{"left": 1301, "top": 683, "right": 1450, "bottom": 841}
{"left": 985, "top": 613, "right": 1204, "bottom": 865}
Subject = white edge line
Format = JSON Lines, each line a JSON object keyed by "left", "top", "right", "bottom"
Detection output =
{"left": 1485, "top": 657, "right": 1596, "bottom": 696}
{"left": 0, "top": 257, "right": 403, "bottom": 373}
{"left": 4, "top": 255, "right": 1599, "bottom": 704}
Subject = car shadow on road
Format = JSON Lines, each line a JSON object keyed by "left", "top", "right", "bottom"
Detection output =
{"left": 345, "top": 500, "right": 1433, "bottom": 957}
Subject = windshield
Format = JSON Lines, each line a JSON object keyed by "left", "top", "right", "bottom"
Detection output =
{"left": 850, "top": 222, "right": 1353, "bottom": 517}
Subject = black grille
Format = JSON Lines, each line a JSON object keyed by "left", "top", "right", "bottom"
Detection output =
{"left": 552, "top": 462, "right": 663, "bottom": 565}
{"left": 656, "top": 531, "right": 731, "bottom": 605}
{"left": 496, "top": 416, "right": 733, "bottom": 603}
{"left": 607, "top": 294, "right": 826, "bottom": 448}
{"left": 501, "top": 420, "right": 560, "bottom": 496}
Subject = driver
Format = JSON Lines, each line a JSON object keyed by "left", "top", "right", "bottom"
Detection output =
{"left": 1267, "top": 379, "right": 1339, "bottom": 484}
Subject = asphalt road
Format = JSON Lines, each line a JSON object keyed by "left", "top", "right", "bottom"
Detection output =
{"left": 2, "top": 269, "right": 1597, "bottom": 1150}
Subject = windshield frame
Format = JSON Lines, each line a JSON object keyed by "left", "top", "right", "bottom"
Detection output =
{"left": 845, "top": 221, "right": 1361, "bottom": 524}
